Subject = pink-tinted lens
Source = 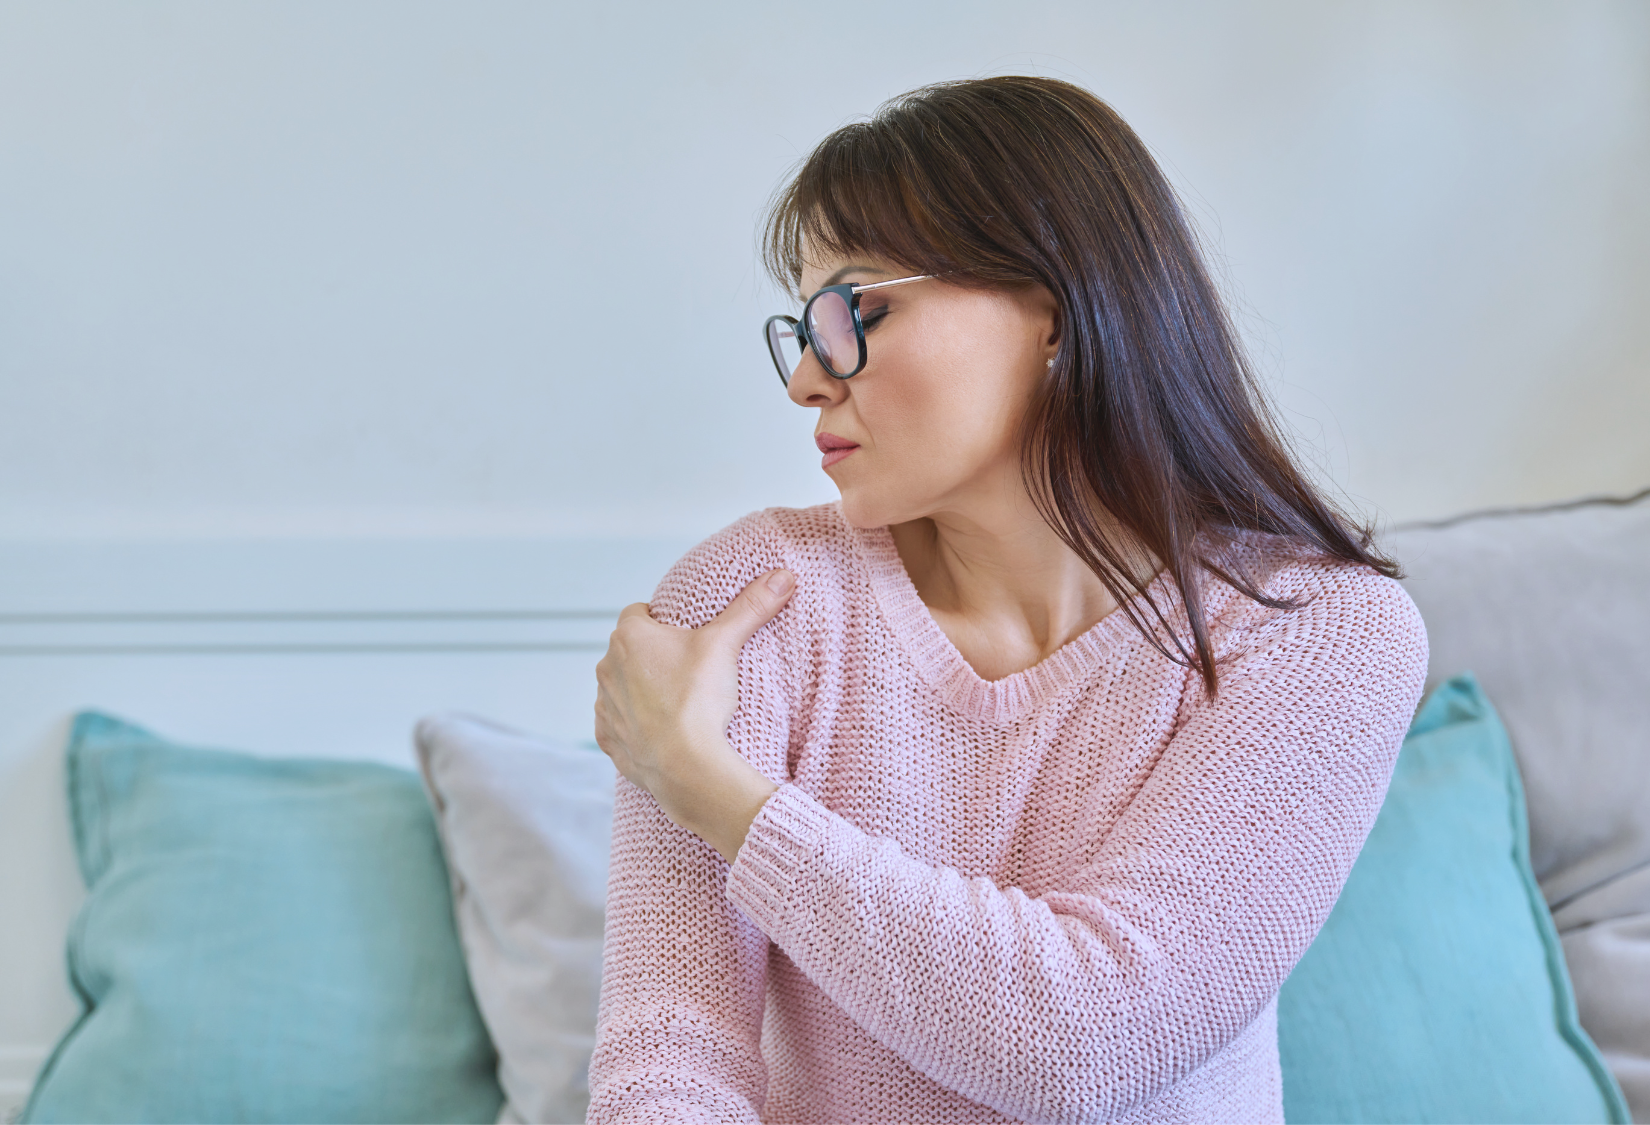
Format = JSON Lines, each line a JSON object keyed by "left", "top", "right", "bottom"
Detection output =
{"left": 806, "top": 291, "right": 858, "bottom": 376}
{"left": 766, "top": 317, "right": 803, "bottom": 384}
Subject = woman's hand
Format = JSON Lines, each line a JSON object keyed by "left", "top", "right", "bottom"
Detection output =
{"left": 594, "top": 568, "right": 795, "bottom": 863}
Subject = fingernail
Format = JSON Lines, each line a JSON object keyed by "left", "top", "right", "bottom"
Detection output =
{"left": 766, "top": 569, "right": 793, "bottom": 595}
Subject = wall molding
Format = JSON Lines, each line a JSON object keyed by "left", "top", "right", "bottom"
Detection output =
{"left": 0, "top": 608, "right": 616, "bottom": 656}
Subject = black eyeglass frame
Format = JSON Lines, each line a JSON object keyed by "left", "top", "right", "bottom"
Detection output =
{"left": 762, "top": 274, "right": 935, "bottom": 386}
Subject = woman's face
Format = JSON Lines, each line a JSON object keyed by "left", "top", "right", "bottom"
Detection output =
{"left": 788, "top": 249, "right": 1060, "bottom": 530}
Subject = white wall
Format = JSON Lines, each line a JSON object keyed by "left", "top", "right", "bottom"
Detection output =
{"left": 0, "top": 0, "right": 1646, "bottom": 540}
{"left": 0, "top": 6, "right": 1645, "bottom": 1110}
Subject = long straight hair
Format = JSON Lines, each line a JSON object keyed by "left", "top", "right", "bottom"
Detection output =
{"left": 762, "top": 77, "right": 1399, "bottom": 694}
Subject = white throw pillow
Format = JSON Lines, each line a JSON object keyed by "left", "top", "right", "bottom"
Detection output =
{"left": 415, "top": 714, "right": 615, "bottom": 1125}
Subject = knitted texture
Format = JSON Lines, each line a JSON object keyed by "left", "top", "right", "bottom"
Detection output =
{"left": 587, "top": 503, "right": 1427, "bottom": 1125}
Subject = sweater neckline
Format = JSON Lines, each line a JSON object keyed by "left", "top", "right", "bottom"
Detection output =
{"left": 849, "top": 514, "right": 1181, "bottom": 724}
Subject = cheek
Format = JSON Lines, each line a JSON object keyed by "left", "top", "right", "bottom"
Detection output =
{"left": 917, "top": 315, "right": 1035, "bottom": 434}
{"left": 862, "top": 333, "right": 1032, "bottom": 481}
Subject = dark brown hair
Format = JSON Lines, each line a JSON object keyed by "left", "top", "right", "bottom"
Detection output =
{"left": 762, "top": 76, "right": 1399, "bottom": 693}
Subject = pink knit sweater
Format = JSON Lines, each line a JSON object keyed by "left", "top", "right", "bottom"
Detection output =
{"left": 587, "top": 503, "right": 1427, "bottom": 1124}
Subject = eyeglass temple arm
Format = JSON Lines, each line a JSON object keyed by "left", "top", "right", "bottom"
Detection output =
{"left": 849, "top": 274, "right": 934, "bottom": 294}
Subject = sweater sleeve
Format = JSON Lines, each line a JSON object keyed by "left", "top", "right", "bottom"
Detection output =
{"left": 586, "top": 513, "right": 800, "bottom": 1125}
{"left": 722, "top": 566, "right": 1428, "bottom": 1124}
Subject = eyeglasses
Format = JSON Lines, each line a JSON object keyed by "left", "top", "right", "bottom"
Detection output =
{"left": 762, "top": 274, "right": 935, "bottom": 386}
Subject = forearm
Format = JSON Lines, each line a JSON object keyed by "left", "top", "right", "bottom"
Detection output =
{"left": 726, "top": 784, "right": 1190, "bottom": 1123}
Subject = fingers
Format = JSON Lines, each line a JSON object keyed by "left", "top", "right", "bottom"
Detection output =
{"left": 707, "top": 569, "right": 795, "bottom": 649}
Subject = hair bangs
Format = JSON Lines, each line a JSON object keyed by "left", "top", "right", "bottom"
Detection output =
{"left": 762, "top": 119, "right": 970, "bottom": 298}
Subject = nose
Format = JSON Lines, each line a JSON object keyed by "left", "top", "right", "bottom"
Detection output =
{"left": 785, "top": 347, "right": 848, "bottom": 409}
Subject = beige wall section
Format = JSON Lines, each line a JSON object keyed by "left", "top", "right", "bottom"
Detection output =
{"left": 0, "top": 1, "right": 1644, "bottom": 539}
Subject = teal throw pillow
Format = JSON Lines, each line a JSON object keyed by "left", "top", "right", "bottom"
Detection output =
{"left": 1278, "top": 674, "right": 1629, "bottom": 1124}
{"left": 24, "top": 712, "right": 504, "bottom": 1124}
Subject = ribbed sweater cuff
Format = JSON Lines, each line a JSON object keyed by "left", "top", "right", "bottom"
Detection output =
{"left": 726, "top": 782, "right": 836, "bottom": 936}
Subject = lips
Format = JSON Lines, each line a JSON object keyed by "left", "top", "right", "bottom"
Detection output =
{"left": 815, "top": 431, "right": 860, "bottom": 470}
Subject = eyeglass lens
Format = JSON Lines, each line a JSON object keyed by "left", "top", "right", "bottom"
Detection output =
{"left": 765, "top": 290, "right": 862, "bottom": 385}
{"left": 767, "top": 318, "right": 804, "bottom": 385}
{"left": 806, "top": 291, "right": 857, "bottom": 377}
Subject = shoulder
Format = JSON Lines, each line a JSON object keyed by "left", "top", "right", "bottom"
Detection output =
{"left": 1207, "top": 537, "right": 1429, "bottom": 690}
{"left": 650, "top": 503, "right": 857, "bottom": 629}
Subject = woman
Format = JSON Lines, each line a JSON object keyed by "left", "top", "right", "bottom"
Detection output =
{"left": 588, "top": 77, "right": 1426, "bottom": 1124}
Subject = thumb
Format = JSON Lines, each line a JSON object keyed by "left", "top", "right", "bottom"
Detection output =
{"left": 708, "top": 569, "right": 795, "bottom": 649}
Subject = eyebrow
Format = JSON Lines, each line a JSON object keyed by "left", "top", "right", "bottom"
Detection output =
{"left": 802, "top": 264, "right": 889, "bottom": 300}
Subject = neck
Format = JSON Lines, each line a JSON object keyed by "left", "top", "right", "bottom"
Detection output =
{"left": 888, "top": 488, "right": 1147, "bottom": 681}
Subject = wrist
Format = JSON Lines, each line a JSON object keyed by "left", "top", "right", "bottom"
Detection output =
{"left": 668, "top": 735, "right": 779, "bottom": 863}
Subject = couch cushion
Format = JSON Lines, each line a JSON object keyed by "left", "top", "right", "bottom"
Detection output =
{"left": 1386, "top": 489, "right": 1650, "bottom": 1120}
{"left": 1278, "top": 674, "right": 1627, "bottom": 1124}
{"left": 415, "top": 713, "right": 614, "bottom": 1125}
{"left": 23, "top": 712, "right": 503, "bottom": 1125}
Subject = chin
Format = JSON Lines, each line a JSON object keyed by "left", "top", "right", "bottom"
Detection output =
{"left": 832, "top": 482, "right": 920, "bottom": 531}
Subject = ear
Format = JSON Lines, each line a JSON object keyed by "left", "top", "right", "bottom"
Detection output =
{"left": 1026, "top": 283, "right": 1062, "bottom": 362}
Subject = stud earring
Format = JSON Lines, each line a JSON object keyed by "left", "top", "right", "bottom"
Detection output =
{"left": 1046, "top": 358, "right": 1055, "bottom": 369}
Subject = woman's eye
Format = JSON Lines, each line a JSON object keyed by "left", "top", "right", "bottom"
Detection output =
{"left": 860, "top": 305, "right": 890, "bottom": 331}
